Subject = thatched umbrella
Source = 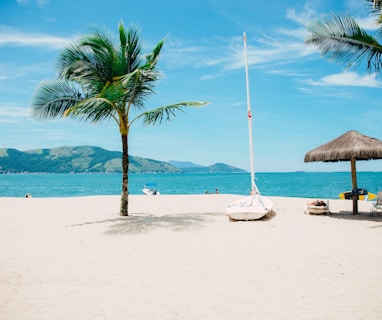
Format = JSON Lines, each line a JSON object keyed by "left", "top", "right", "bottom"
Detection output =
{"left": 304, "top": 130, "right": 382, "bottom": 214}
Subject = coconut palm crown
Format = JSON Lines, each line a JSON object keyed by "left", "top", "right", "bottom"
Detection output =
{"left": 305, "top": 0, "right": 382, "bottom": 74}
{"left": 31, "top": 22, "right": 208, "bottom": 216}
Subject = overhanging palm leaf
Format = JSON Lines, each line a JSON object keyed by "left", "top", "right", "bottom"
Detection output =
{"left": 306, "top": 14, "right": 382, "bottom": 73}
{"left": 32, "top": 80, "right": 84, "bottom": 119}
{"left": 132, "top": 101, "right": 209, "bottom": 126}
{"left": 64, "top": 98, "right": 118, "bottom": 122}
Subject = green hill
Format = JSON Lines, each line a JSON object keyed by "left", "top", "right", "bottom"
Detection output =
{"left": 0, "top": 146, "right": 246, "bottom": 174}
{"left": 0, "top": 146, "right": 180, "bottom": 173}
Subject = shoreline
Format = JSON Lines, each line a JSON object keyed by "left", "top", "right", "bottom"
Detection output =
{"left": 1, "top": 195, "right": 382, "bottom": 319}
{"left": 1, "top": 193, "right": 376, "bottom": 215}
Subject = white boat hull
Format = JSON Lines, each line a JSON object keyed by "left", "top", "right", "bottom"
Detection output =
{"left": 227, "top": 195, "right": 273, "bottom": 221}
{"left": 142, "top": 189, "right": 160, "bottom": 195}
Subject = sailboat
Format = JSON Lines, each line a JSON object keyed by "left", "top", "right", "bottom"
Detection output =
{"left": 226, "top": 32, "right": 274, "bottom": 221}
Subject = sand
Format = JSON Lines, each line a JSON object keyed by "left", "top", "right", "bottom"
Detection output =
{"left": 1, "top": 194, "right": 382, "bottom": 320}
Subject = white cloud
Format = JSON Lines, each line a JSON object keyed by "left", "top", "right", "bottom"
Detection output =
{"left": 286, "top": 6, "right": 315, "bottom": 26}
{"left": 297, "top": 87, "right": 314, "bottom": 94}
{"left": 0, "top": 105, "right": 30, "bottom": 123}
{"left": 0, "top": 26, "right": 75, "bottom": 49}
{"left": 0, "top": 62, "right": 53, "bottom": 79}
{"left": 0, "top": 105, "right": 30, "bottom": 117}
{"left": 162, "top": 5, "right": 317, "bottom": 74}
{"left": 37, "top": 0, "right": 49, "bottom": 9}
{"left": 0, "top": 118, "right": 19, "bottom": 123}
{"left": 17, "top": 0, "right": 49, "bottom": 9}
{"left": 16, "top": 0, "right": 29, "bottom": 6}
{"left": 357, "top": 16, "right": 380, "bottom": 30}
{"left": 306, "top": 71, "right": 381, "bottom": 87}
{"left": 217, "top": 7, "right": 317, "bottom": 71}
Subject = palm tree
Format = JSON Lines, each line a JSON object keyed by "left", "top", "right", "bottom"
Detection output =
{"left": 31, "top": 22, "right": 208, "bottom": 216}
{"left": 305, "top": 0, "right": 382, "bottom": 74}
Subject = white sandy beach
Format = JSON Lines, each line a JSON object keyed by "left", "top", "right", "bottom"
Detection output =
{"left": 1, "top": 194, "right": 382, "bottom": 320}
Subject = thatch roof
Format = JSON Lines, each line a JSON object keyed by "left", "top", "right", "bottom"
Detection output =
{"left": 304, "top": 130, "right": 382, "bottom": 163}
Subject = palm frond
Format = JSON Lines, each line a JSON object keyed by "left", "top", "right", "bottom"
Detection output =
{"left": 120, "top": 68, "right": 161, "bottom": 110}
{"left": 121, "top": 68, "right": 160, "bottom": 92}
{"left": 79, "top": 32, "right": 117, "bottom": 79}
{"left": 59, "top": 31, "right": 120, "bottom": 88}
{"left": 64, "top": 97, "right": 117, "bottom": 123}
{"left": 64, "top": 82, "right": 126, "bottom": 122}
{"left": 125, "top": 24, "right": 142, "bottom": 73}
{"left": 131, "top": 101, "right": 209, "bottom": 126}
{"left": 118, "top": 21, "right": 127, "bottom": 69}
{"left": 365, "top": 0, "right": 382, "bottom": 12}
{"left": 306, "top": 14, "right": 382, "bottom": 72}
{"left": 31, "top": 80, "right": 84, "bottom": 119}
{"left": 144, "top": 39, "right": 164, "bottom": 69}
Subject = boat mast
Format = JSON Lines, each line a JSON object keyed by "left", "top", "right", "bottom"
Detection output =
{"left": 243, "top": 32, "right": 259, "bottom": 195}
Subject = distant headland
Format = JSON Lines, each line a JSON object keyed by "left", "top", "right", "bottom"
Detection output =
{"left": 0, "top": 146, "right": 247, "bottom": 174}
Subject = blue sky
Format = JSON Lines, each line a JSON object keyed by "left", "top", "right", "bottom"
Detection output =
{"left": 1, "top": 0, "right": 382, "bottom": 172}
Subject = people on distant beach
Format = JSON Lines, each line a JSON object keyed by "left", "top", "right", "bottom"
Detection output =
{"left": 204, "top": 189, "right": 219, "bottom": 194}
{"left": 25, "top": 193, "right": 32, "bottom": 198}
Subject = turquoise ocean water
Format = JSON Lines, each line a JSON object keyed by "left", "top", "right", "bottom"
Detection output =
{"left": 1, "top": 172, "right": 382, "bottom": 199}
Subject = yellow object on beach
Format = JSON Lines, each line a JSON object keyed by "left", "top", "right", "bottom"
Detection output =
{"left": 339, "top": 191, "right": 377, "bottom": 201}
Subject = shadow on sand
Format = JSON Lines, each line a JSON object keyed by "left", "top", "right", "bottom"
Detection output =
{"left": 104, "top": 212, "right": 222, "bottom": 235}
{"left": 68, "top": 209, "right": 277, "bottom": 235}
{"left": 68, "top": 209, "right": 278, "bottom": 234}
{"left": 327, "top": 210, "right": 382, "bottom": 225}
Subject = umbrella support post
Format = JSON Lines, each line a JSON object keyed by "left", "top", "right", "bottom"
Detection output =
{"left": 351, "top": 158, "right": 358, "bottom": 215}
{"left": 352, "top": 196, "right": 359, "bottom": 215}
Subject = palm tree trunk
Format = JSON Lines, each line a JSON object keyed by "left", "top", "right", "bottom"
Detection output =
{"left": 120, "top": 133, "right": 128, "bottom": 216}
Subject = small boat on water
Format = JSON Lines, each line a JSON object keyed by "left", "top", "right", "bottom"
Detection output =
{"left": 142, "top": 183, "right": 160, "bottom": 195}
{"left": 226, "top": 32, "right": 273, "bottom": 221}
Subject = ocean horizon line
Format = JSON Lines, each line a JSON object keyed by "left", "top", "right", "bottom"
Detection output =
{"left": 1, "top": 170, "right": 381, "bottom": 174}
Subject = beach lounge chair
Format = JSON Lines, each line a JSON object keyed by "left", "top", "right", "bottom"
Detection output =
{"left": 305, "top": 199, "right": 329, "bottom": 215}
{"left": 371, "top": 191, "right": 382, "bottom": 217}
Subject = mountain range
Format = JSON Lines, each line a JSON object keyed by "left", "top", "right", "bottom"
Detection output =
{"left": 0, "top": 146, "right": 247, "bottom": 174}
